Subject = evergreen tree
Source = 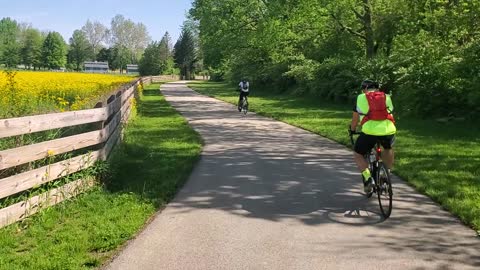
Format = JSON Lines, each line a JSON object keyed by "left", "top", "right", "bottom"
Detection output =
{"left": 68, "top": 30, "right": 94, "bottom": 71}
{"left": 42, "top": 31, "right": 67, "bottom": 69}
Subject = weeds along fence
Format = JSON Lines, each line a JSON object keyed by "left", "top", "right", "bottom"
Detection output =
{"left": 0, "top": 76, "right": 163, "bottom": 228}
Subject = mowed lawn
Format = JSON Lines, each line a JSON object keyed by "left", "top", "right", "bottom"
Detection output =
{"left": 189, "top": 81, "right": 480, "bottom": 233}
{"left": 0, "top": 83, "right": 202, "bottom": 269}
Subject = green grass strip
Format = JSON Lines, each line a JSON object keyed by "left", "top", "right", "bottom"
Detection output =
{"left": 0, "top": 83, "right": 202, "bottom": 269}
{"left": 189, "top": 81, "right": 480, "bottom": 234}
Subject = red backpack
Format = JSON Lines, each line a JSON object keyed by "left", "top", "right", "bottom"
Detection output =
{"left": 360, "top": 91, "right": 395, "bottom": 125}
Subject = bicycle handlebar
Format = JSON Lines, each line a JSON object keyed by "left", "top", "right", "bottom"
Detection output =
{"left": 348, "top": 129, "right": 354, "bottom": 146}
{"left": 348, "top": 128, "right": 361, "bottom": 147}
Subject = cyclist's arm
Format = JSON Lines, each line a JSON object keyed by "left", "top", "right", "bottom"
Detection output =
{"left": 386, "top": 95, "right": 394, "bottom": 113}
{"left": 351, "top": 111, "right": 360, "bottom": 131}
{"left": 351, "top": 98, "right": 360, "bottom": 131}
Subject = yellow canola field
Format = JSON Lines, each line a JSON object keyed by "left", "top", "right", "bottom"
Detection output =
{"left": 0, "top": 71, "right": 135, "bottom": 118}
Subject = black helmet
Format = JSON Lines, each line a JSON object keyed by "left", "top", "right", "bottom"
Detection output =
{"left": 361, "top": 79, "right": 379, "bottom": 90}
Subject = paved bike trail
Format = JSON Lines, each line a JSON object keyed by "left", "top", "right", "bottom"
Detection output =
{"left": 105, "top": 82, "right": 480, "bottom": 270}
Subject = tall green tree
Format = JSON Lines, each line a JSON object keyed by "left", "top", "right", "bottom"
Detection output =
{"left": 174, "top": 28, "right": 196, "bottom": 79}
{"left": 162, "top": 31, "right": 173, "bottom": 52}
{"left": 20, "top": 28, "right": 43, "bottom": 70}
{"left": 159, "top": 32, "right": 171, "bottom": 61}
{"left": 0, "top": 17, "right": 20, "bottom": 68}
{"left": 68, "top": 30, "right": 94, "bottom": 71}
{"left": 96, "top": 47, "right": 110, "bottom": 62}
{"left": 161, "top": 32, "right": 177, "bottom": 74}
{"left": 111, "top": 45, "right": 131, "bottom": 72}
{"left": 42, "top": 31, "right": 67, "bottom": 69}
{"left": 139, "top": 32, "right": 175, "bottom": 76}
{"left": 139, "top": 42, "right": 163, "bottom": 76}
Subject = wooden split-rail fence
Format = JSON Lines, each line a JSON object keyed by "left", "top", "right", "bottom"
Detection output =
{"left": 0, "top": 76, "right": 173, "bottom": 228}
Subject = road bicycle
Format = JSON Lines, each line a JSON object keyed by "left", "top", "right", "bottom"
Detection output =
{"left": 349, "top": 131, "right": 393, "bottom": 218}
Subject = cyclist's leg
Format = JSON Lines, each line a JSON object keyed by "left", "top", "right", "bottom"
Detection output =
{"left": 380, "top": 135, "right": 395, "bottom": 170}
{"left": 353, "top": 153, "right": 368, "bottom": 173}
{"left": 354, "top": 134, "right": 377, "bottom": 192}
{"left": 354, "top": 134, "right": 375, "bottom": 172}
{"left": 382, "top": 149, "right": 394, "bottom": 170}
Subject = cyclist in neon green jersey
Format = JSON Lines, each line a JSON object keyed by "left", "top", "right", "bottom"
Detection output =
{"left": 349, "top": 80, "right": 396, "bottom": 193}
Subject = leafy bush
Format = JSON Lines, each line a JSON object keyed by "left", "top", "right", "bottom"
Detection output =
{"left": 455, "top": 42, "right": 480, "bottom": 117}
{"left": 380, "top": 33, "right": 460, "bottom": 117}
{"left": 285, "top": 57, "right": 358, "bottom": 102}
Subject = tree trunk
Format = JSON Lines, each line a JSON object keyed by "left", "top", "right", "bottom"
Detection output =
{"left": 363, "top": 0, "right": 375, "bottom": 59}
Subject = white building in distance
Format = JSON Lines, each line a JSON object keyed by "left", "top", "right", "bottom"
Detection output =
{"left": 84, "top": 62, "right": 109, "bottom": 73}
{"left": 126, "top": 64, "right": 139, "bottom": 74}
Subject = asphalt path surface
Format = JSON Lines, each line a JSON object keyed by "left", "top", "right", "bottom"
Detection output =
{"left": 105, "top": 82, "right": 480, "bottom": 270}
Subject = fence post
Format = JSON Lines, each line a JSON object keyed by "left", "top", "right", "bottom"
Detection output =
{"left": 93, "top": 101, "right": 104, "bottom": 134}
{"left": 100, "top": 92, "right": 120, "bottom": 160}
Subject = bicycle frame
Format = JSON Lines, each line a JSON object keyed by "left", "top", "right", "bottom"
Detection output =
{"left": 366, "top": 143, "right": 382, "bottom": 183}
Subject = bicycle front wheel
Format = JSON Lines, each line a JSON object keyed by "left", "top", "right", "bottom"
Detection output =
{"left": 243, "top": 101, "right": 248, "bottom": 115}
{"left": 376, "top": 163, "right": 393, "bottom": 218}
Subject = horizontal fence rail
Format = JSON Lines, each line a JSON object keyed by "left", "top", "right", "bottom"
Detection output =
{"left": 0, "top": 76, "right": 157, "bottom": 228}
{"left": 0, "top": 109, "right": 107, "bottom": 139}
{"left": 0, "top": 151, "right": 101, "bottom": 200}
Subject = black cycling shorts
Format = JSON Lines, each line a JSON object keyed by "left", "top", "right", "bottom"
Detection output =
{"left": 354, "top": 133, "right": 395, "bottom": 156}
{"left": 239, "top": 91, "right": 249, "bottom": 98}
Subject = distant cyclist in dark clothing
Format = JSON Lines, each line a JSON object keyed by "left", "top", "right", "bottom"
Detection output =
{"left": 238, "top": 79, "right": 249, "bottom": 112}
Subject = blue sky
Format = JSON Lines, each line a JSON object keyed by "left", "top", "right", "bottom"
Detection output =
{"left": 1, "top": 0, "right": 193, "bottom": 43}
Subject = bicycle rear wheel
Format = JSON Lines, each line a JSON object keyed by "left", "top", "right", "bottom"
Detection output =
{"left": 376, "top": 163, "right": 393, "bottom": 218}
